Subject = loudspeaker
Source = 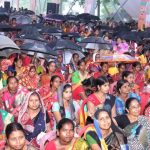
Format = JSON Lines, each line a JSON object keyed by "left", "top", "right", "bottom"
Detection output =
{"left": 4, "top": 1, "right": 10, "bottom": 11}
{"left": 47, "top": 3, "right": 59, "bottom": 14}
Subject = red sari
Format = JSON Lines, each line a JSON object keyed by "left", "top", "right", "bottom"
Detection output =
{"left": 72, "top": 84, "right": 84, "bottom": 101}
{"left": 134, "top": 71, "right": 145, "bottom": 91}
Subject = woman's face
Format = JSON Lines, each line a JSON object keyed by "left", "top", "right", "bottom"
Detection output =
{"left": 52, "top": 77, "right": 61, "bottom": 89}
{"left": 8, "top": 78, "right": 18, "bottom": 93}
{"left": 63, "top": 87, "right": 72, "bottom": 101}
{"left": 49, "top": 62, "right": 56, "bottom": 73}
{"left": 7, "top": 130, "right": 26, "bottom": 150}
{"left": 28, "top": 94, "right": 40, "bottom": 110}
{"left": 127, "top": 100, "right": 141, "bottom": 117}
{"left": 101, "top": 64, "right": 108, "bottom": 73}
{"left": 58, "top": 123, "right": 74, "bottom": 145}
{"left": 119, "top": 65, "right": 126, "bottom": 74}
{"left": 125, "top": 73, "right": 134, "bottom": 84}
{"left": 135, "top": 65, "right": 141, "bottom": 72}
{"left": 79, "top": 62, "right": 86, "bottom": 72}
{"left": 98, "top": 111, "right": 111, "bottom": 130}
{"left": 99, "top": 82, "right": 110, "bottom": 94}
{"left": 119, "top": 82, "right": 130, "bottom": 94}
{"left": 29, "top": 68, "right": 36, "bottom": 77}
{"left": 16, "top": 59, "right": 23, "bottom": 68}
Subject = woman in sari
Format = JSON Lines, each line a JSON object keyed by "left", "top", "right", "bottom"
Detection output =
{"left": 122, "top": 71, "right": 140, "bottom": 95}
{"left": 18, "top": 91, "right": 50, "bottom": 148}
{"left": 19, "top": 66, "right": 40, "bottom": 90}
{"left": 132, "top": 62, "right": 145, "bottom": 92}
{"left": 84, "top": 109, "right": 127, "bottom": 150}
{"left": 115, "top": 80, "right": 140, "bottom": 115}
{"left": 115, "top": 97, "right": 150, "bottom": 150}
{"left": 38, "top": 75, "right": 61, "bottom": 129}
{"left": 45, "top": 118, "right": 88, "bottom": 150}
{"left": 4, "top": 122, "right": 37, "bottom": 150}
{"left": 87, "top": 76, "right": 116, "bottom": 119}
{"left": 13, "top": 57, "right": 28, "bottom": 79}
{"left": 72, "top": 59, "right": 89, "bottom": 84}
{"left": 2, "top": 76, "right": 28, "bottom": 117}
{"left": 52, "top": 84, "right": 80, "bottom": 129}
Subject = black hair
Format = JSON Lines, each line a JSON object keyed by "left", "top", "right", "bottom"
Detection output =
{"left": 57, "top": 118, "right": 75, "bottom": 131}
{"left": 116, "top": 79, "right": 129, "bottom": 93}
{"left": 48, "top": 61, "right": 55, "bottom": 67}
{"left": 7, "top": 76, "right": 18, "bottom": 85}
{"left": 132, "top": 62, "right": 141, "bottom": 68}
{"left": 82, "top": 77, "right": 96, "bottom": 88}
{"left": 101, "top": 62, "right": 108, "bottom": 67}
{"left": 122, "top": 71, "right": 133, "bottom": 80}
{"left": 94, "top": 108, "right": 110, "bottom": 120}
{"left": 29, "top": 65, "right": 36, "bottom": 72}
{"left": 62, "top": 84, "right": 72, "bottom": 93}
{"left": 5, "top": 122, "right": 25, "bottom": 139}
{"left": 96, "top": 76, "right": 109, "bottom": 87}
{"left": 118, "top": 63, "right": 126, "bottom": 69}
{"left": 50, "top": 75, "right": 61, "bottom": 88}
{"left": 77, "top": 58, "right": 85, "bottom": 66}
{"left": 125, "top": 97, "right": 140, "bottom": 110}
{"left": 72, "top": 53, "right": 79, "bottom": 59}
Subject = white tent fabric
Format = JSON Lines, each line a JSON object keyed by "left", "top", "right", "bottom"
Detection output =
{"left": 0, "top": 35, "right": 20, "bottom": 49}
{"left": 119, "top": 0, "right": 141, "bottom": 20}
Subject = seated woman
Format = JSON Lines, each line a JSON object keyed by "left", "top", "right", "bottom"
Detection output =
{"left": 72, "top": 59, "right": 90, "bottom": 84}
{"left": 18, "top": 91, "right": 50, "bottom": 148}
{"left": 87, "top": 76, "right": 116, "bottom": 119}
{"left": 115, "top": 97, "right": 150, "bottom": 150}
{"left": 19, "top": 66, "right": 40, "bottom": 90}
{"left": 122, "top": 71, "right": 140, "bottom": 94}
{"left": 85, "top": 109, "right": 127, "bottom": 150}
{"left": 4, "top": 122, "right": 37, "bottom": 150}
{"left": 52, "top": 84, "right": 80, "bottom": 129}
{"left": 38, "top": 75, "right": 61, "bottom": 128}
{"left": 115, "top": 79, "right": 140, "bottom": 115}
{"left": 45, "top": 118, "right": 88, "bottom": 150}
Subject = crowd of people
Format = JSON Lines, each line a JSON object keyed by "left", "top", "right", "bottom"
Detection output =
{"left": 0, "top": 9, "right": 150, "bottom": 150}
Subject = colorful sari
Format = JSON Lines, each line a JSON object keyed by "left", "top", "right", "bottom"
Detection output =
{"left": 45, "top": 138, "right": 88, "bottom": 150}
{"left": 87, "top": 93, "right": 116, "bottom": 112}
{"left": 115, "top": 92, "right": 141, "bottom": 115}
{"left": 18, "top": 92, "right": 46, "bottom": 148}
{"left": 2, "top": 86, "right": 28, "bottom": 115}
{"left": 19, "top": 74, "right": 39, "bottom": 90}
{"left": 134, "top": 71, "right": 145, "bottom": 91}
{"left": 37, "top": 86, "right": 58, "bottom": 128}
{"left": 123, "top": 116, "right": 150, "bottom": 150}
{"left": 72, "top": 71, "right": 89, "bottom": 84}
{"left": 72, "top": 84, "right": 85, "bottom": 101}
{"left": 84, "top": 120, "right": 128, "bottom": 150}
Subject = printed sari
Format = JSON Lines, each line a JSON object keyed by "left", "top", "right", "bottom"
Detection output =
{"left": 123, "top": 116, "right": 150, "bottom": 150}
{"left": 19, "top": 74, "right": 40, "bottom": 90}
{"left": 37, "top": 85, "right": 58, "bottom": 128}
{"left": 18, "top": 92, "right": 46, "bottom": 148}
{"left": 83, "top": 120, "right": 128, "bottom": 150}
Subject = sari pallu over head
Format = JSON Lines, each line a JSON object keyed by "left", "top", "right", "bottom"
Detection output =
{"left": 18, "top": 92, "right": 46, "bottom": 145}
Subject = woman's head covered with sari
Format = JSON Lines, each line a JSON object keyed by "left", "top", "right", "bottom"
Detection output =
{"left": 18, "top": 91, "right": 46, "bottom": 127}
